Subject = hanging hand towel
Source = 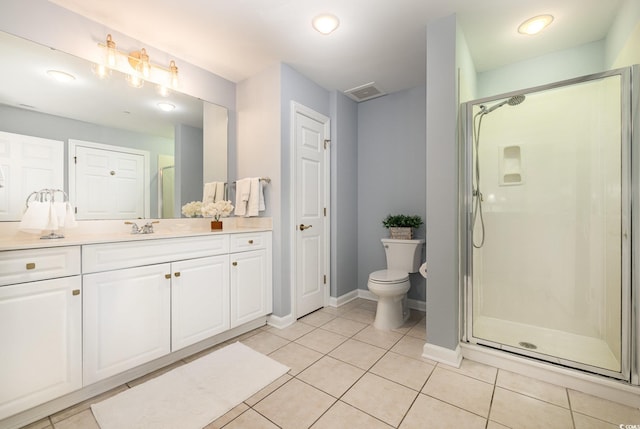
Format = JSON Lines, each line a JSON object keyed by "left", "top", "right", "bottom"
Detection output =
{"left": 18, "top": 201, "right": 49, "bottom": 233}
{"left": 246, "top": 177, "right": 261, "bottom": 217}
{"left": 234, "top": 178, "right": 251, "bottom": 216}
{"left": 212, "top": 182, "right": 225, "bottom": 202}
{"left": 203, "top": 182, "right": 217, "bottom": 204}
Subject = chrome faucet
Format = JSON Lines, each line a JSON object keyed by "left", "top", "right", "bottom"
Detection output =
{"left": 124, "top": 221, "right": 159, "bottom": 234}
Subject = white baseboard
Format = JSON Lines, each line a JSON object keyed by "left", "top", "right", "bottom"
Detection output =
{"left": 267, "top": 313, "right": 294, "bottom": 329}
{"left": 422, "top": 343, "right": 463, "bottom": 368}
{"left": 328, "top": 289, "right": 359, "bottom": 307}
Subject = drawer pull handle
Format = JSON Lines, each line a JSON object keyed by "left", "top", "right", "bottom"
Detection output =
{"left": 165, "top": 274, "right": 171, "bottom": 279}
{"left": 26, "top": 262, "right": 36, "bottom": 270}
{"left": 232, "top": 262, "right": 238, "bottom": 266}
{"left": 72, "top": 289, "right": 80, "bottom": 296}
{"left": 174, "top": 272, "right": 181, "bottom": 277}
{"left": 248, "top": 240, "right": 254, "bottom": 244}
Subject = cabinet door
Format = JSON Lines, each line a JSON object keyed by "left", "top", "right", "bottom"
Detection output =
{"left": 0, "top": 276, "right": 81, "bottom": 420}
{"left": 171, "top": 255, "right": 230, "bottom": 351}
{"left": 83, "top": 264, "right": 171, "bottom": 385}
{"left": 230, "top": 249, "right": 268, "bottom": 328}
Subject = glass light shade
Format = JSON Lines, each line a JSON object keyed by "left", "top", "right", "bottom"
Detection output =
{"left": 126, "top": 73, "right": 144, "bottom": 88}
{"left": 518, "top": 15, "right": 554, "bottom": 35}
{"left": 312, "top": 14, "right": 340, "bottom": 35}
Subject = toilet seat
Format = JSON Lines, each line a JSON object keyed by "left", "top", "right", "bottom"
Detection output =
{"left": 368, "top": 269, "right": 409, "bottom": 284}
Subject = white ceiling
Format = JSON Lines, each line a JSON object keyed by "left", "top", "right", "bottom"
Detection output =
{"left": 46, "top": 0, "right": 623, "bottom": 96}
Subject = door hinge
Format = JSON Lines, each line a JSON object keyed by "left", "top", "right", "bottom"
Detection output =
{"left": 324, "top": 207, "right": 326, "bottom": 217}
{"left": 324, "top": 139, "right": 330, "bottom": 149}
{"left": 73, "top": 156, "right": 77, "bottom": 164}
{"left": 323, "top": 274, "right": 326, "bottom": 284}
{"left": 74, "top": 207, "right": 77, "bottom": 214}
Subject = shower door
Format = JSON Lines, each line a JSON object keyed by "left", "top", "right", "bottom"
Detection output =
{"left": 463, "top": 67, "right": 635, "bottom": 380}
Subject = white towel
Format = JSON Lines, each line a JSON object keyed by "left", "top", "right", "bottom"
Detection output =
{"left": 213, "top": 182, "right": 225, "bottom": 202}
{"left": 246, "top": 178, "right": 261, "bottom": 217}
{"left": 19, "top": 201, "right": 50, "bottom": 233}
{"left": 234, "top": 178, "right": 251, "bottom": 216}
{"left": 259, "top": 180, "right": 265, "bottom": 211}
{"left": 203, "top": 182, "right": 217, "bottom": 204}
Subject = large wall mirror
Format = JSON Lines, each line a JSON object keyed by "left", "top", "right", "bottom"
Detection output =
{"left": 0, "top": 30, "right": 228, "bottom": 221}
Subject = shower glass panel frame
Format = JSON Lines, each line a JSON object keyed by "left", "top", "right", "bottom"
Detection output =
{"left": 461, "top": 66, "right": 637, "bottom": 381}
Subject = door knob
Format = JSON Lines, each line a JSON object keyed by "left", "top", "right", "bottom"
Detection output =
{"left": 299, "top": 224, "right": 313, "bottom": 231}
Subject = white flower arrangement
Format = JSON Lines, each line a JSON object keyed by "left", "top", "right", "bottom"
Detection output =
{"left": 201, "top": 200, "right": 234, "bottom": 221}
{"left": 181, "top": 201, "right": 203, "bottom": 218}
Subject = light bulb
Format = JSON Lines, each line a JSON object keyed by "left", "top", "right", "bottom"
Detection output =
{"left": 169, "top": 60, "right": 179, "bottom": 89}
{"left": 105, "top": 34, "right": 117, "bottom": 67}
{"left": 126, "top": 73, "right": 144, "bottom": 88}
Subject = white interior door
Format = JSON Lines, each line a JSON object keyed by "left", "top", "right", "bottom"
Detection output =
{"left": 69, "top": 140, "right": 149, "bottom": 219}
{"left": 294, "top": 104, "right": 330, "bottom": 318}
{"left": 0, "top": 131, "right": 63, "bottom": 220}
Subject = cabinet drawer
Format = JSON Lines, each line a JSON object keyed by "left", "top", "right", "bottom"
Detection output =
{"left": 0, "top": 246, "right": 81, "bottom": 286}
{"left": 83, "top": 235, "right": 229, "bottom": 273}
{"left": 230, "top": 232, "right": 269, "bottom": 253}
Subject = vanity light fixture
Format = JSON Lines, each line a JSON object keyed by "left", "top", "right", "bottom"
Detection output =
{"left": 46, "top": 69, "right": 76, "bottom": 83}
{"left": 518, "top": 14, "right": 554, "bottom": 35}
{"left": 95, "top": 34, "right": 180, "bottom": 92}
{"left": 312, "top": 14, "right": 340, "bottom": 35}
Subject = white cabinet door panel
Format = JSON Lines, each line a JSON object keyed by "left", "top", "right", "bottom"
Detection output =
{"left": 230, "top": 249, "right": 268, "bottom": 328}
{"left": 172, "top": 255, "right": 230, "bottom": 351}
{"left": 83, "top": 264, "right": 171, "bottom": 385}
{"left": 0, "top": 276, "right": 81, "bottom": 420}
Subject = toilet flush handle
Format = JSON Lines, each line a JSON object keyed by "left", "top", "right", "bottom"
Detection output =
{"left": 299, "top": 224, "right": 313, "bottom": 231}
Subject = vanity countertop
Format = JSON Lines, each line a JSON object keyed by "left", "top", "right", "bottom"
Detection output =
{"left": 0, "top": 217, "right": 272, "bottom": 251}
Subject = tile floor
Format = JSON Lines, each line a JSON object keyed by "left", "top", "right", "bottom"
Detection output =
{"left": 19, "top": 298, "right": 640, "bottom": 429}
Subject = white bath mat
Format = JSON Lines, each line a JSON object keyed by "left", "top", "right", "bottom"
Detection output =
{"left": 91, "top": 342, "right": 289, "bottom": 429}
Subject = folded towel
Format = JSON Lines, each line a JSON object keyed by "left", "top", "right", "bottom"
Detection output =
{"left": 213, "top": 182, "right": 225, "bottom": 202}
{"left": 234, "top": 178, "right": 251, "bottom": 216}
{"left": 246, "top": 178, "right": 261, "bottom": 217}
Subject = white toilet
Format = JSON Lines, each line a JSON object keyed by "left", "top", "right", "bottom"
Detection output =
{"left": 367, "top": 238, "right": 425, "bottom": 330}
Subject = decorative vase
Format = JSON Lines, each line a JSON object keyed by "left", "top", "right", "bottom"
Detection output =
{"left": 211, "top": 220, "right": 223, "bottom": 230}
{"left": 389, "top": 227, "right": 412, "bottom": 239}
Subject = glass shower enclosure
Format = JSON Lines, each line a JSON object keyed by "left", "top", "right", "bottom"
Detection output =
{"left": 461, "top": 66, "right": 638, "bottom": 380}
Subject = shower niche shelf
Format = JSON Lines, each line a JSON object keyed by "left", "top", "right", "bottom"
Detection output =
{"left": 499, "top": 144, "right": 523, "bottom": 186}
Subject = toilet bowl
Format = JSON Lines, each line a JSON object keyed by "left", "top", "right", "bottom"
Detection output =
{"left": 367, "top": 238, "right": 424, "bottom": 330}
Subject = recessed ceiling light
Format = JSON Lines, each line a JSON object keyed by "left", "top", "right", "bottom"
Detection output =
{"left": 312, "top": 14, "right": 340, "bottom": 35}
{"left": 518, "top": 15, "right": 554, "bottom": 35}
{"left": 46, "top": 69, "right": 76, "bottom": 83}
{"left": 157, "top": 102, "right": 175, "bottom": 112}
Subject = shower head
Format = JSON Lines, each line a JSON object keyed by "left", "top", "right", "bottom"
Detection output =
{"left": 481, "top": 94, "right": 526, "bottom": 114}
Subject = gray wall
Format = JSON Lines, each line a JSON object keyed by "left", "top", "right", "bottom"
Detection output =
{"left": 357, "top": 87, "right": 427, "bottom": 301}
{"left": 330, "top": 91, "right": 359, "bottom": 298}
{"left": 425, "top": 15, "right": 459, "bottom": 350}
{"left": 0, "top": 104, "right": 173, "bottom": 217}
{"left": 175, "top": 124, "right": 204, "bottom": 212}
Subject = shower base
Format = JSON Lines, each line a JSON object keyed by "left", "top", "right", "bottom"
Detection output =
{"left": 473, "top": 316, "right": 620, "bottom": 373}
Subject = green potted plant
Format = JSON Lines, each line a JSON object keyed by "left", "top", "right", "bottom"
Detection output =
{"left": 382, "top": 214, "right": 423, "bottom": 239}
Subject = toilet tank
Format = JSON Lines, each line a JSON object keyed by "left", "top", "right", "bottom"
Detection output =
{"left": 381, "top": 238, "right": 425, "bottom": 273}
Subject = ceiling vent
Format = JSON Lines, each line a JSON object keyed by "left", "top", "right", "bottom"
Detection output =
{"left": 344, "top": 82, "right": 386, "bottom": 102}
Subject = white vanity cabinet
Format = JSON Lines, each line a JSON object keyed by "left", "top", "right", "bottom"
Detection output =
{"left": 230, "top": 232, "right": 273, "bottom": 328}
{"left": 0, "top": 247, "right": 81, "bottom": 421}
{"left": 82, "top": 235, "right": 230, "bottom": 384}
